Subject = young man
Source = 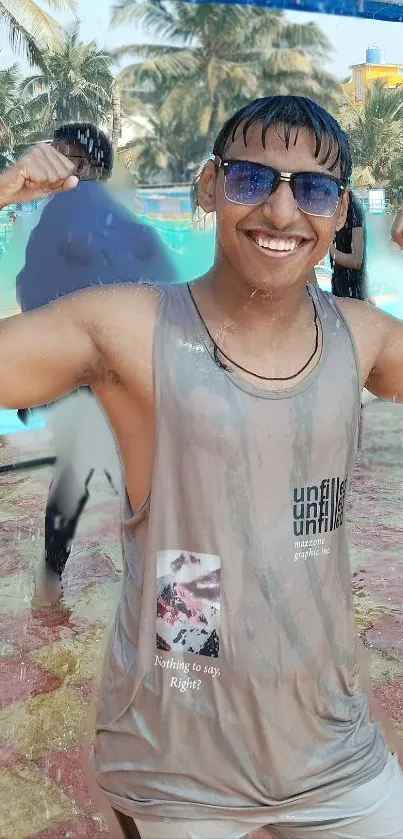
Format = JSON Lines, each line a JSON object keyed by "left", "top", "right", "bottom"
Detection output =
{"left": 15, "top": 122, "right": 177, "bottom": 602}
{"left": 0, "top": 97, "right": 403, "bottom": 839}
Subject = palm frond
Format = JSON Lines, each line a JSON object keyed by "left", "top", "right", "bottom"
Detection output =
{"left": 0, "top": 7, "right": 51, "bottom": 69}
{"left": 41, "top": 0, "right": 77, "bottom": 13}
{"left": 117, "top": 50, "right": 199, "bottom": 84}
{"left": 263, "top": 47, "right": 312, "bottom": 75}
{"left": 110, "top": 0, "right": 340, "bottom": 184}
{"left": 111, "top": 0, "right": 183, "bottom": 44}
{"left": 1, "top": 0, "right": 62, "bottom": 48}
{"left": 275, "top": 20, "right": 331, "bottom": 53}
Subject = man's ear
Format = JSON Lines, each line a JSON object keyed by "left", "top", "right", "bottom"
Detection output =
{"left": 335, "top": 186, "right": 349, "bottom": 232}
{"left": 197, "top": 160, "right": 217, "bottom": 214}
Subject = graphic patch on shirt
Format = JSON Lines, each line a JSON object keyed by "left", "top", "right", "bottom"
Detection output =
{"left": 293, "top": 476, "right": 347, "bottom": 537}
{"left": 156, "top": 550, "right": 220, "bottom": 658}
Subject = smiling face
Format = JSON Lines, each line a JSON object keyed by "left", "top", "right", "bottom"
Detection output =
{"left": 198, "top": 121, "right": 349, "bottom": 296}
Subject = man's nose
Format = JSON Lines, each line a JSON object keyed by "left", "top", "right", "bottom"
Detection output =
{"left": 261, "top": 180, "right": 301, "bottom": 229}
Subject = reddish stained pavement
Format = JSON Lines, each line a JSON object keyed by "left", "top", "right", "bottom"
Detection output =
{"left": 0, "top": 403, "right": 403, "bottom": 838}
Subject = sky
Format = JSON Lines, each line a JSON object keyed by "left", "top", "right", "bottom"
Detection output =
{"left": 1, "top": 0, "right": 403, "bottom": 81}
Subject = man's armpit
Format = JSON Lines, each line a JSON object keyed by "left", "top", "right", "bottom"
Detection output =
{"left": 76, "top": 357, "right": 121, "bottom": 388}
{"left": 365, "top": 363, "right": 384, "bottom": 395}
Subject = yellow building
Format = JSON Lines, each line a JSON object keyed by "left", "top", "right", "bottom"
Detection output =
{"left": 342, "top": 46, "right": 403, "bottom": 102}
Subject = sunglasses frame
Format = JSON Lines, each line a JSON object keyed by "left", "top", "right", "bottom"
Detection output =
{"left": 211, "top": 155, "right": 346, "bottom": 218}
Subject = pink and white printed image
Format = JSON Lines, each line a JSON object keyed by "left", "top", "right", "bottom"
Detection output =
{"left": 156, "top": 550, "right": 220, "bottom": 657}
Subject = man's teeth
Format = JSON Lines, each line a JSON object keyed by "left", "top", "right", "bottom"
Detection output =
{"left": 251, "top": 233, "right": 299, "bottom": 251}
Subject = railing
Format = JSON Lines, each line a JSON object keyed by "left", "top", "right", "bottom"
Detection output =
{"left": 361, "top": 197, "right": 392, "bottom": 214}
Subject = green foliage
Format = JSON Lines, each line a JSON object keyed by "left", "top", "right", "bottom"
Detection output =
{"left": 339, "top": 81, "right": 403, "bottom": 209}
{"left": 20, "top": 23, "right": 114, "bottom": 125}
{"left": 0, "top": 0, "right": 77, "bottom": 70}
{"left": 0, "top": 25, "right": 114, "bottom": 170}
{"left": 112, "top": 0, "right": 339, "bottom": 183}
{"left": 0, "top": 58, "right": 37, "bottom": 164}
{"left": 5, "top": 0, "right": 402, "bottom": 201}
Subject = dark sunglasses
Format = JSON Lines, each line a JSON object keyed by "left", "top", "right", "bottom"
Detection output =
{"left": 212, "top": 155, "right": 346, "bottom": 218}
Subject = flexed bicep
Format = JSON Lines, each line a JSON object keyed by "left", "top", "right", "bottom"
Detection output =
{"left": 0, "top": 291, "right": 104, "bottom": 409}
{"left": 0, "top": 283, "right": 160, "bottom": 411}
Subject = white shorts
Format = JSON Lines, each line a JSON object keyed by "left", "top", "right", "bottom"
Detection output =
{"left": 129, "top": 753, "right": 403, "bottom": 839}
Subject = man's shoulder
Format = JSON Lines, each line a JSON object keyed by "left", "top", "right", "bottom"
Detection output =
{"left": 78, "top": 280, "right": 162, "bottom": 307}
{"left": 67, "top": 282, "right": 162, "bottom": 342}
{"left": 335, "top": 296, "right": 385, "bottom": 335}
{"left": 335, "top": 296, "right": 402, "bottom": 377}
{"left": 337, "top": 295, "right": 384, "bottom": 319}
{"left": 84, "top": 281, "right": 183, "bottom": 321}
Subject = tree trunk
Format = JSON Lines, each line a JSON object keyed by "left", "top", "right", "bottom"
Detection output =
{"left": 111, "top": 83, "right": 122, "bottom": 150}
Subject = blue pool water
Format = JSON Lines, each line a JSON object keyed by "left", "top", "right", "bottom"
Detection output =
{"left": 1, "top": 196, "right": 402, "bottom": 436}
{"left": 0, "top": 408, "right": 43, "bottom": 434}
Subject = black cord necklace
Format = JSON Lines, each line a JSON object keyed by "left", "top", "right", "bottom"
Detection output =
{"left": 187, "top": 284, "right": 320, "bottom": 382}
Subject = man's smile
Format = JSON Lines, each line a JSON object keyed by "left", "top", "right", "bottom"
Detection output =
{"left": 241, "top": 228, "right": 313, "bottom": 260}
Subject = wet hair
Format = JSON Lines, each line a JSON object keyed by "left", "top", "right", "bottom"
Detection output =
{"left": 213, "top": 96, "right": 352, "bottom": 182}
{"left": 192, "top": 96, "right": 352, "bottom": 219}
{"left": 53, "top": 122, "right": 113, "bottom": 176}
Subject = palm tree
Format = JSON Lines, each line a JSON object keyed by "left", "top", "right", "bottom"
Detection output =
{"left": 245, "top": 19, "right": 339, "bottom": 112}
{"left": 20, "top": 23, "right": 114, "bottom": 126}
{"left": 0, "top": 60, "right": 21, "bottom": 167}
{"left": 111, "top": 2, "right": 338, "bottom": 129}
{"left": 385, "top": 151, "right": 403, "bottom": 210}
{"left": 0, "top": 60, "right": 19, "bottom": 144}
{"left": 0, "top": 0, "right": 77, "bottom": 69}
{"left": 117, "top": 94, "right": 208, "bottom": 183}
{"left": 111, "top": 81, "right": 122, "bottom": 149}
{"left": 339, "top": 80, "right": 403, "bottom": 186}
{"left": 0, "top": 58, "right": 42, "bottom": 167}
{"left": 338, "top": 81, "right": 403, "bottom": 211}
{"left": 110, "top": 1, "right": 338, "bottom": 182}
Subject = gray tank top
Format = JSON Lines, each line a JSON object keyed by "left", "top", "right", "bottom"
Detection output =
{"left": 93, "top": 283, "right": 388, "bottom": 820}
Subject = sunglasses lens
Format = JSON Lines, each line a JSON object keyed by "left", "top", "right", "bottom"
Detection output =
{"left": 224, "top": 161, "right": 276, "bottom": 205}
{"left": 293, "top": 173, "right": 340, "bottom": 217}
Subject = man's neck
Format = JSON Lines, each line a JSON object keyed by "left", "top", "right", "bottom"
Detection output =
{"left": 197, "top": 267, "right": 313, "bottom": 335}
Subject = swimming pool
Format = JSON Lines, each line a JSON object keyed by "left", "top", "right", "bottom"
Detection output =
{"left": 0, "top": 408, "right": 43, "bottom": 434}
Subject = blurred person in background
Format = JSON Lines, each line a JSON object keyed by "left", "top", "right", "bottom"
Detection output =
{"left": 17, "top": 122, "right": 177, "bottom": 603}
{"left": 330, "top": 190, "right": 368, "bottom": 300}
{"left": 317, "top": 191, "right": 374, "bottom": 413}
{"left": 332, "top": 192, "right": 375, "bottom": 415}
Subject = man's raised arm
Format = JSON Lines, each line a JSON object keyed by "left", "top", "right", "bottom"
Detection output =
{"left": 0, "top": 294, "right": 104, "bottom": 408}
